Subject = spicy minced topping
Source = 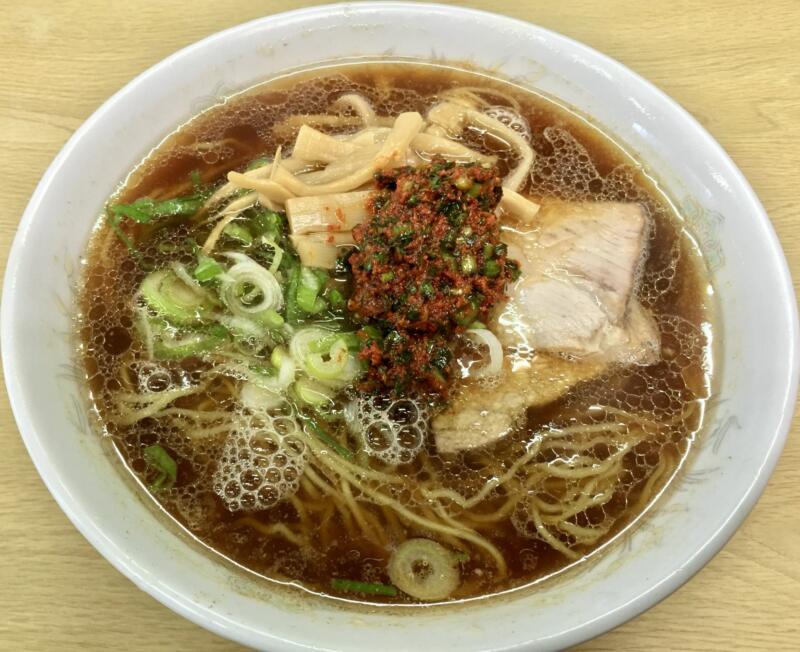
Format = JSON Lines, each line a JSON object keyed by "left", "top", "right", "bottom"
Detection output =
{"left": 347, "top": 159, "right": 519, "bottom": 396}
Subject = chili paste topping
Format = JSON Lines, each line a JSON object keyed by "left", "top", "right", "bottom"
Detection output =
{"left": 347, "top": 160, "right": 519, "bottom": 396}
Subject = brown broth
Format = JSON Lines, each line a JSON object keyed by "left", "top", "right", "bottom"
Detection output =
{"left": 79, "top": 62, "right": 715, "bottom": 605}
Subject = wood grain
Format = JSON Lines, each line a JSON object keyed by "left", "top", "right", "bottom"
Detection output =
{"left": 1, "top": 1, "right": 798, "bottom": 650}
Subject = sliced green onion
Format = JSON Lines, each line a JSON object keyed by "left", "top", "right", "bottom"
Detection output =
{"left": 482, "top": 260, "right": 501, "bottom": 278}
{"left": 108, "top": 214, "right": 141, "bottom": 259}
{"left": 297, "top": 293, "right": 326, "bottom": 315}
{"left": 391, "top": 223, "right": 414, "bottom": 248}
{"left": 309, "top": 332, "right": 360, "bottom": 354}
{"left": 270, "top": 346, "right": 288, "bottom": 369}
{"left": 285, "top": 266, "right": 302, "bottom": 325}
{"left": 326, "top": 288, "right": 346, "bottom": 310}
{"left": 387, "top": 539, "right": 459, "bottom": 601}
{"left": 330, "top": 578, "right": 398, "bottom": 597}
{"left": 312, "top": 267, "right": 330, "bottom": 286}
{"left": 219, "top": 253, "right": 283, "bottom": 318}
{"left": 140, "top": 269, "right": 215, "bottom": 325}
{"left": 454, "top": 297, "right": 480, "bottom": 327}
{"left": 454, "top": 175, "right": 473, "bottom": 191}
{"left": 259, "top": 237, "right": 284, "bottom": 273}
{"left": 290, "top": 327, "right": 364, "bottom": 388}
{"left": 223, "top": 223, "right": 253, "bottom": 246}
{"left": 151, "top": 323, "right": 228, "bottom": 360}
{"left": 143, "top": 444, "right": 177, "bottom": 491}
{"left": 305, "top": 339, "right": 350, "bottom": 380}
{"left": 256, "top": 308, "right": 284, "bottom": 330}
{"left": 296, "top": 267, "right": 327, "bottom": 314}
{"left": 420, "top": 281, "right": 435, "bottom": 299}
{"left": 298, "top": 411, "right": 352, "bottom": 460}
{"left": 248, "top": 362, "right": 277, "bottom": 378}
{"left": 460, "top": 255, "right": 477, "bottom": 275}
{"left": 442, "top": 200, "right": 465, "bottom": 226}
{"left": 340, "top": 332, "right": 362, "bottom": 352}
{"left": 294, "top": 377, "right": 335, "bottom": 407}
{"left": 257, "top": 354, "right": 295, "bottom": 392}
{"left": 441, "top": 230, "right": 457, "bottom": 251}
{"left": 184, "top": 237, "right": 200, "bottom": 254}
{"left": 194, "top": 254, "right": 224, "bottom": 282}
{"left": 250, "top": 208, "right": 284, "bottom": 237}
{"left": 216, "top": 314, "right": 264, "bottom": 340}
{"left": 224, "top": 351, "right": 295, "bottom": 394}
{"left": 360, "top": 325, "right": 383, "bottom": 344}
{"left": 112, "top": 195, "right": 203, "bottom": 223}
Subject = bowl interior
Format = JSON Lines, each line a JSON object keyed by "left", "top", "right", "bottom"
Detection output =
{"left": 3, "top": 3, "right": 796, "bottom": 651}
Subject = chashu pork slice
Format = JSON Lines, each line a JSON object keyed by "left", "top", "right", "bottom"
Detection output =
{"left": 495, "top": 201, "right": 650, "bottom": 355}
{"left": 433, "top": 201, "right": 659, "bottom": 454}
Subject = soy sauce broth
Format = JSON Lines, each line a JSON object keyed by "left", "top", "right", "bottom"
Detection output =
{"left": 79, "top": 62, "right": 715, "bottom": 605}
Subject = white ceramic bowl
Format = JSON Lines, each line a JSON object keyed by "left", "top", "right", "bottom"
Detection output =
{"left": 3, "top": 3, "right": 797, "bottom": 650}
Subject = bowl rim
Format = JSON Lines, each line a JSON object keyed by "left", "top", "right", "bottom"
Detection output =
{"left": 3, "top": 2, "right": 798, "bottom": 649}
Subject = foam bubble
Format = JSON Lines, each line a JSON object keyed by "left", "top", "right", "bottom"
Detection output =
{"left": 212, "top": 411, "right": 307, "bottom": 512}
{"left": 135, "top": 361, "right": 174, "bottom": 393}
{"left": 484, "top": 105, "right": 531, "bottom": 140}
{"left": 346, "top": 395, "right": 429, "bottom": 466}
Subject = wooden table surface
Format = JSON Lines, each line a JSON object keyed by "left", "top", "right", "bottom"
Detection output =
{"left": 1, "top": 1, "right": 798, "bottom": 650}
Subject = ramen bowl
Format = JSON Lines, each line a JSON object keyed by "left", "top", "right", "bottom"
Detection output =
{"left": 2, "top": 3, "right": 796, "bottom": 650}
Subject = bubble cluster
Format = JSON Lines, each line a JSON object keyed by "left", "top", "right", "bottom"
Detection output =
{"left": 484, "top": 105, "right": 531, "bottom": 140}
{"left": 641, "top": 239, "right": 682, "bottom": 308}
{"left": 135, "top": 361, "right": 175, "bottom": 393}
{"left": 347, "top": 395, "right": 429, "bottom": 466}
{"left": 510, "top": 303, "right": 708, "bottom": 548}
{"left": 212, "top": 412, "right": 307, "bottom": 512}
{"left": 527, "top": 125, "right": 701, "bottom": 312}
{"left": 361, "top": 558, "right": 384, "bottom": 583}
{"left": 504, "top": 121, "right": 710, "bottom": 546}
